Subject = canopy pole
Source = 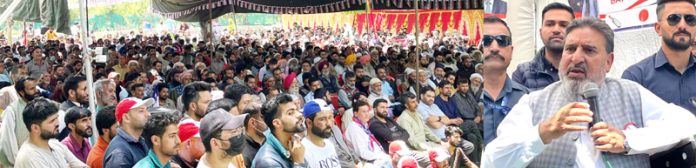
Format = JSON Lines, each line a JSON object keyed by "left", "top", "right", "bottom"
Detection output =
{"left": 79, "top": 0, "right": 97, "bottom": 143}
{"left": 414, "top": 0, "right": 420, "bottom": 97}
{"left": 6, "top": 20, "right": 12, "bottom": 45}
{"left": 208, "top": 0, "right": 213, "bottom": 46}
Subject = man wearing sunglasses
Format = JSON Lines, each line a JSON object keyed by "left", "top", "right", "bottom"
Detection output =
{"left": 623, "top": 0, "right": 696, "bottom": 115}
{"left": 483, "top": 17, "right": 696, "bottom": 167}
{"left": 480, "top": 16, "right": 529, "bottom": 146}
{"left": 512, "top": 3, "right": 574, "bottom": 91}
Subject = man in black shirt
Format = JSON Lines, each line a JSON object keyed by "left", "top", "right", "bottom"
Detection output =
{"left": 369, "top": 98, "right": 410, "bottom": 151}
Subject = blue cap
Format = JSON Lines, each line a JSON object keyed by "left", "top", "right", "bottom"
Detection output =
{"left": 303, "top": 100, "right": 330, "bottom": 118}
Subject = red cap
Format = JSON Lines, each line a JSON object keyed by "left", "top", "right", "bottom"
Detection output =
{"left": 397, "top": 156, "right": 419, "bottom": 168}
{"left": 178, "top": 122, "right": 200, "bottom": 142}
{"left": 115, "top": 98, "right": 154, "bottom": 123}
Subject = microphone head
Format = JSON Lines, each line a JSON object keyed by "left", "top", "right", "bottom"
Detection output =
{"left": 582, "top": 82, "right": 599, "bottom": 99}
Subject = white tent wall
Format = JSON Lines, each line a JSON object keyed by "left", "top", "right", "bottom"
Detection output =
{"left": 504, "top": 0, "right": 664, "bottom": 78}
{"left": 611, "top": 28, "right": 661, "bottom": 78}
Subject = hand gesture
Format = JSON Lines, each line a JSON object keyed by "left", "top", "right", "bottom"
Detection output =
{"left": 591, "top": 122, "right": 626, "bottom": 153}
{"left": 289, "top": 134, "right": 305, "bottom": 164}
{"left": 539, "top": 102, "right": 593, "bottom": 144}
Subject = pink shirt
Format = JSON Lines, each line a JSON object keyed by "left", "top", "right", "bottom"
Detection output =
{"left": 60, "top": 135, "right": 92, "bottom": 163}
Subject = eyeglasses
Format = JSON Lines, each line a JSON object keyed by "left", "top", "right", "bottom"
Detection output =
{"left": 482, "top": 35, "right": 512, "bottom": 47}
{"left": 667, "top": 14, "right": 696, "bottom": 26}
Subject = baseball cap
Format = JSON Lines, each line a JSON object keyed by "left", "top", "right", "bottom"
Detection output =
{"left": 429, "top": 149, "right": 451, "bottom": 163}
{"left": 115, "top": 98, "right": 154, "bottom": 123}
{"left": 388, "top": 141, "right": 411, "bottom": 156}
{"left": 397, "top": 156, "right": 419, "bottom": 168}
{"left": 303, "top": 99, "right": 331, "bottom": 118}
{"left": 199, "top": 109, "right": 248, "bottom": 142}
{"left": 178, "top": 122, "right": 200, "bottom": 142}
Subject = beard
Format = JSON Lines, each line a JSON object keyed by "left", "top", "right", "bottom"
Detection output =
{"left": 40, "top": 127, "right": 59, "bottom": 140}
{"left": 559, "top": 62, "right": 603, "bottom": 99}
{"left": 19, "top": 91, "right": 38, "bottom": 102}
{"left": 545, "top": 37, "right": 565, "bottom": 54}
{"left": 375, "top": 110, "right": 388, "bottom": 119}
{"left": 663, "top": 30, "right": 693, "bottom": 51}
{"left": 470, "top": 86, "right": 479, "bottom": 93}
{"left": 311, "top": 125, "right": 333, "bottom": 139}
{"left": 282, "top": 118, "right": 306, "bottom": 133}
{"left": 76, "top": 126, "right": 93, "bottom": 137}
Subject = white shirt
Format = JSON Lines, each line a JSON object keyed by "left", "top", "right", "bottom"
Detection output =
{"left": 15, "top": 139, "right": 88, "bottom": 168}
{"left": 197, "top": 154, "right": 236, "bottom": 168}
{"left": 481, "top": 86, "right": 696, "bottom": 168}
{"left": 367, "top": 92, "right": 391, "bottom": 108}
{"left": 344, "top": 121, "right": 386, "bottom": 162}
{"left": 301, "top": 138, "right": 340, "bottom": 168}
{"left": 417, "top": 102, "right": 447, "bottom": 139}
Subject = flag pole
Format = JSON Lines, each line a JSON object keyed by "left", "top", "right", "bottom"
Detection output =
{"left": 79, "top": 0, "right": 98, "bottom": 143}
{"left": 414, "top": 0, "right": 420, "bottom": 97}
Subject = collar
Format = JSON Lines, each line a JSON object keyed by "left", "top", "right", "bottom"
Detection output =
{"left": 245, "top": 134, "right": 262, "bottom": 148}
{"left": 531, "top": 48, "right": 550, "bottom": 68}
{"left": 116, "top": 127, "right": 142, "bottom": 143}
{"left": 484, "top": 76, "right": 522, "bottom": 101}
{"left": 654, "top": 48, "right": 696, "bottom": 69}
{"left": 264, "top": 130, "right": 291, "bottom": 160}
{"left": 67, "top": 134, "right": 89, "bottom": 148}
{"left": 146, "top": 149, "right": 171, "bottom": 168}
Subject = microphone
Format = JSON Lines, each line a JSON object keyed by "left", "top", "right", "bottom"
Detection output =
{"left": 582, "top": 82, "right": 601, "bottom": 128}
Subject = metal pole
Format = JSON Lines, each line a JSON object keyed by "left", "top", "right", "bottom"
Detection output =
{"left": 414, "top": 0, "right": 420, "bottom": 98}
{"left": 208, "top": 0, "right": 213, "bottom": 46}
{"left": 6, "top": 20, "right": 11, "bottom": 45}
{"left": 230, "top": 0, "right": 238, "bottom": 34}
{"left": 79, "top": 0, "right": 98, "bottom": 143}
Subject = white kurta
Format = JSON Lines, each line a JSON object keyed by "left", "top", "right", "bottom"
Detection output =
{"left": 481, "top": 86, "right": 696, "bottom": 168}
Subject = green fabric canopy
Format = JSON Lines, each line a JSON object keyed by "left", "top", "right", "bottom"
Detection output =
{"left": 10, "top": 0, "right": 71, "bottom": 35}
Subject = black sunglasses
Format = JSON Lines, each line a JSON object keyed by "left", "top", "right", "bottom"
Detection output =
{"left": 482, "top": 35, "right": 512, "bottom": 47}
{"left": 667, "top": 14, "right": 696, "bottom": 26}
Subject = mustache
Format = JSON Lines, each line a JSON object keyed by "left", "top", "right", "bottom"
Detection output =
{"left": 484, "top": 52, "right": 505, "bottom": 61}
{"left": 566, "top": 63, "right": 587, "bottom": 75}
{"left": 673, "top": 30, "right": 692, "bottom": 37}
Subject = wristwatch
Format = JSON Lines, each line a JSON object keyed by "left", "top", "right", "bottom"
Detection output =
{"left": 623, "top": 139, "right": 631, "bottom": 154}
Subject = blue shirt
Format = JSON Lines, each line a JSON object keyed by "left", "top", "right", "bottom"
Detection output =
{"left": 434, "top": 95, "right": 461, "bottom": 119}
{"left": 622, "top": 49, "right": 696, "bottom": 115}
{"left": 103, "top": 128, "right": 150, "bottom": 168}
{"left": 482, "top": 76, "right": 529, "bottom": 146}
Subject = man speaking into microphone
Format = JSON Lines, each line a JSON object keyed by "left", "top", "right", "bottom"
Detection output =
{"left": 481, "top": 16, "right": 696, "bottom": 168}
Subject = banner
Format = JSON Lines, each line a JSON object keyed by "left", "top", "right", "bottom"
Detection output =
{"left": 354, "top": 9, "right": 483, "bottom": 39}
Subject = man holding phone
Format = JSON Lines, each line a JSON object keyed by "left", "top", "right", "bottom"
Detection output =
{"left": 252, "top": 94, "right": 307, "bottom": 167}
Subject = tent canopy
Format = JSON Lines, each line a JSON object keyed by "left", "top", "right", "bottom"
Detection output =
{"left": 152, "top": 0, "right": 483, "bottom": 22}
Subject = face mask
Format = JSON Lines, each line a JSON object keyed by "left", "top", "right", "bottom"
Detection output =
{"left": 223, "top": 133, "right": 246, "bottom": 156}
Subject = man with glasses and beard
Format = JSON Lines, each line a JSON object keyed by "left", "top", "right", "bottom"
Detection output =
{"left": 198, "top": 109, "right": 248, "bottom": 168}
{"left": 134, "top": 112, "right": 180, "bottom": 168}
{"left": 87, "top": 106, "right": 119, "bottom": 168}
{"left": 61, "top": 107, "right": 93, "bottom": 163}
{"left": 482, "top": 17, "right": 696, "bottom": 167}
{"left": 15, "top": 98, "right": 87, "bottom": 167}
{"left": 0, "top": 76, "right": 39, "bottom": 168}
{"left": 623, "top": 0, "right": 696, "bottom": 114}
{"left": 104, "top": 98, "right": 154, "bottom": 168}
{"left": 301, "top": 100, "right": 340, "bottom": 168}
{"left": 252, "top": 94, "right": 307, "bottom": 167}
{"left": 479, "top": 16, "right": 529, "bottom": 146}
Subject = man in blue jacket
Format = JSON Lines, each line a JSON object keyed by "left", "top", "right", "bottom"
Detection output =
{"left": 103, "top": 98, "right": 153, "bottom": 168}
{"left": 252, "top": 94, "right": 308, "bottom": 167}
